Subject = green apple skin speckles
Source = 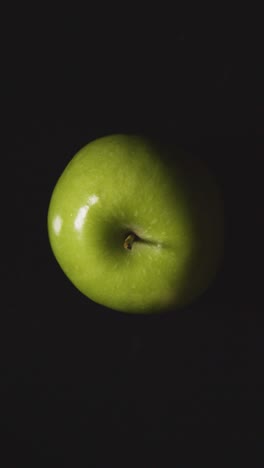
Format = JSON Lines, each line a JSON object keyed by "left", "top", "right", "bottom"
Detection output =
{"left": 47, "top": 134, "right": 224, "bottom": 314}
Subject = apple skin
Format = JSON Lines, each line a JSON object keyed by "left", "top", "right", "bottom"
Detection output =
{"left": 47, "top": 134, "right": 224, "bottom": 314}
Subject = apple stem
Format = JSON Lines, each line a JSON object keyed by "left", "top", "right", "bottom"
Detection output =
{"left": 124, "top": 232, "right": 138, "bottom": 251}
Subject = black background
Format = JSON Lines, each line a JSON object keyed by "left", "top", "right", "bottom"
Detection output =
{"left": 2, "top": 10, "right": 264, "bottom": 467}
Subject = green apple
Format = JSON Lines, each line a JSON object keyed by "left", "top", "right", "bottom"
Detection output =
{"left": 47, "top": 134, "right": 224, "bottom": 314}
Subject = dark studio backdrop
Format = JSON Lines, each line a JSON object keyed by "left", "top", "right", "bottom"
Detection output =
{"left": 2, "top": 10, "right": 263, "bottom": 467}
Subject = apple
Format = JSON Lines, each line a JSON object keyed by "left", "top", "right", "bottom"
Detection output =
{"left": 47, "top": 134, "right": 224, "bottom": 314}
